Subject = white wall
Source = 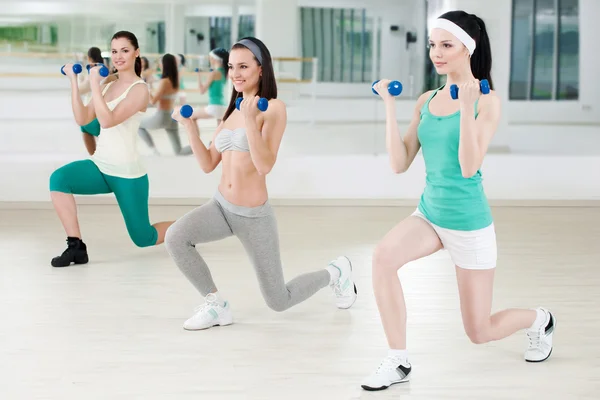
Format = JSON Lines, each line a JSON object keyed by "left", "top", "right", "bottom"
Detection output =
{"left": 255, "top": 0, "right": 300, "bottom": 58}
{"left": 185, "top": 17, "right": 210, "bottom": 56}
{"left": 185, "top": 4, "right": 256, "bottom": 17}
{"left": 164, "top": 3, "right": 186, "bottom": 54}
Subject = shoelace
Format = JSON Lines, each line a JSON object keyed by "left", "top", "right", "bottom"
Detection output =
{"left": 193, "top": 293, "right": 219, "bottom": 314}
{"left": 331, "top": 279, "right": 344, "bottom": 296}
{"left": 59, "top": 240, "right": 79, "bottom": 256}
{"left": 328, "top": 261, "right": 345, "bottom": 296}
{"left": 375, "top": 357, "right": 402, "bottom": 375}
{"left": 527, "top": 328, "right": 542, "bottom": 349}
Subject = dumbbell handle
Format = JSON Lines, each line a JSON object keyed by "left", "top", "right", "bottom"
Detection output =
{"left": 86, "top": 64, "right": 110, "bottom": 77}
{"left": 450, "top": 79, "right": 490, "bottom": 100}
{"left": 236, "top": 97, "right": 269, "bottom": 112}
{"left": 61, "top": 64, "right": 82, "bottom": 75}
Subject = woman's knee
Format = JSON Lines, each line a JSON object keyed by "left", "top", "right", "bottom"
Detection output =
{"left": 127, "top": 225, "right": 158, "bottom": 248}
{"left": 464, "top": 322, "right": 492, "bottom": 344}
{"left": 164, "top": 220, "right": 190, "bottom": 251}
{"left": 263, "top": 294, "right": 289, "bottom": 312}
{"left": 372, "top": 242, "right": 405, "bottom": 275}
{"left": 49, "top": 168, "right": 71, "bottom": 193}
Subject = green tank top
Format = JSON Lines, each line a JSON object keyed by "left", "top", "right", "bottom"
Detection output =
{"left": 416, "top": 87, "right": 493, "bottom": 231}
{"left": 208, "top": 67, "right": 227, "bottom": 106}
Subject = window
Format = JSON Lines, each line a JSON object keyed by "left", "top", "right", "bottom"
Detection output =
{"left": 209, "top": 15, "right": 255, "bottom": 50}
{"left": 300, "top": 7, "right": 374, "bottom": 83}
{"left": 238, "top": 15, "right": 255, "bottom": 40}
{"left": 209, "top": 17, "right": 232, "bottom": 50}
{"left": 509, "top": 0, "right": 579, "bottom": 100}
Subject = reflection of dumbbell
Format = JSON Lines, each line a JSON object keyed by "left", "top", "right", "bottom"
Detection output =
{"left": 180, "top": 105, "right": 194, "bottom": 119}
{"left": 372, "top": 80, "right": 403, "bottom": 96}
{"left": 61, "top": 64, "right": 82, "bottom": 75}
{"left": 236, "top": 97, "right": 269, "bottom": 112}
{"left": 86, "top": 63, "right": 110, "bottom": 77}
{"left": 450, "top": 79, "right": 490, "bottom": 100}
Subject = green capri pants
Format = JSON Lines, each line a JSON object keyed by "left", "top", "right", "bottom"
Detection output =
{"left": 49, "top": 159, "right": 158, "bottom": 247}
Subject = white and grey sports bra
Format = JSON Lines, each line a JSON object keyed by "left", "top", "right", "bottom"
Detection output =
{"left": 214, "top": 127, "right": 250, "bottom": 153}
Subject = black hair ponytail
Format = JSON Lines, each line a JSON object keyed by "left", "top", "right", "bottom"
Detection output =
{"left": 135, "top": 56, "right": 142, "bottom": 77}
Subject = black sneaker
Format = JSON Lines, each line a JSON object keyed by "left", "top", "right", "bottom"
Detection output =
{"left": 51, "top": 237, "right": 89, "bottom": 267}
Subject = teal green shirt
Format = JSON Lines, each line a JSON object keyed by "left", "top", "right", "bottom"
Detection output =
{"left": 208, "top": 67, "right": 227, "bottom": 106}
{"left": 416, "top": 87, "right": 493, "bottom": 231}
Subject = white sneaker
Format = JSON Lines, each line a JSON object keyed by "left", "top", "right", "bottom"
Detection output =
{"left": 329, "top": 256, "right": 357, "bottom": 309}
{"left": 183, "top": 293, "right": 233, "bottom": 331}
{"left": 361, "top": 356, "right": 412, "bottom": 391}
{"left": 524, "top": 307, "right": 555, "bottom": 362}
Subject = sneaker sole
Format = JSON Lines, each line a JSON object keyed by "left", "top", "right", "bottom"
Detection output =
{"left": 183, "top": 319, "right": 233, "bottom": 331}
{"left": 361, "top": 377, "right": 410, "bottom": 391}
{"left": 525, "top": 348, "right": 552, "bottom": 363}
{"left": 51, "top": 253, "right": 89, "bottom": 268}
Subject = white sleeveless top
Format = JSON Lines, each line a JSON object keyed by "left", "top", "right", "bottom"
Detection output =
{"left": 91, "top": 80, "right": 147, "bottom": 179}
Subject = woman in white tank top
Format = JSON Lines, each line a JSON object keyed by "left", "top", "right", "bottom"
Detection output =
{"left": 48, "top": 31, "right": 174, "bottom": 268}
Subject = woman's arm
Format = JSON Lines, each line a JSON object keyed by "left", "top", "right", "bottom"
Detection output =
{"left": 172, "top": 109, "right": 223, "bottom": 173}
{"left": 198, "top": 70, "right": 221, "bottom": 94}
{"left": 458, "top": 80, "right": 501, "bottom": 178}
{"left": 241, "top": 97, "right": 286, "bottom": 176}
{"left": 374, "top": 80, "right": 431, "bottom": 173}
{"left": 90, "top": 69, "right": 149, "bottom": 129}
{"left": 65, "top": 64, "right": 95, "bottom": 126}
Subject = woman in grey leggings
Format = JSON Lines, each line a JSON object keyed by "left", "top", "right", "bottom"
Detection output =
{"left": 138, "top": 53, "right": 191, "bottom": 156}
{"left": 167, "top": 37, "right": 357, "bottom": 331}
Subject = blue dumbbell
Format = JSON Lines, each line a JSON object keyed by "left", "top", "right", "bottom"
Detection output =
{"left": 61, "top": 64, "right": 83, "bottom": 75}
{"left": 450, "top": 79, "right": 490, "bottom": 100}
{"left": 236, "top": 97, "right": 269, "bottom": 112}
{"left": 86, "top": 63, "right": 110, "bottom": 78}
{"left": 372, "top": 80, "right": 403, "bottom": 96}
{"left": 180, "top": 104, "right": 194, "bottom": 119}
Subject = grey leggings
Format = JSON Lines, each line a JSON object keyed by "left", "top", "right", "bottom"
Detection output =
{"left": 164, "top": 191, "right": 330, "bottom": 312}
{"left": 138, "top": 109, "right": 192, "bottom": 155}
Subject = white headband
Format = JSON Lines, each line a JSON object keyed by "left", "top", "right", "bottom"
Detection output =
{"left": 431, "top": 18, "right": 476, "bottom": 56}
{"left": 209, "top": 50, "right": 222, "bottom": 61}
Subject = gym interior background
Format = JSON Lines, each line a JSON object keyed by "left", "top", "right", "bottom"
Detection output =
{"left": 0, "top": 0, "right": 597, "bottom": 203}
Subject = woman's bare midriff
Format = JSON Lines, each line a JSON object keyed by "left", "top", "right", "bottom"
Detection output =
{"left": 217, "top": 151, "right": 268, "bottom": 207}
{"left": 157, "top": 97, "right": 175, "bottom": 111}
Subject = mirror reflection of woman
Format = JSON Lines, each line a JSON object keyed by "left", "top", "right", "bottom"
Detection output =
{"left": 138, "top": 53, "right": 191, "bottom": 156}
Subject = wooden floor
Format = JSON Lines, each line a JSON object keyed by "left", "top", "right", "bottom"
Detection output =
{"left": 1, "top": 204, "right": 598, "bottom": 399}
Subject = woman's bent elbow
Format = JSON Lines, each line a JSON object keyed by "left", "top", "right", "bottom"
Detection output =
{"left": 390, "top": 162, "right": 407, "bottom": 174}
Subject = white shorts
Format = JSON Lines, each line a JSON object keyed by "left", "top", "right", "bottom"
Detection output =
{"left": 205, "top": 104, "right": 226, "bottom": 119}
{"left": 411, "top": 208, "right": 497, "bottom": 270}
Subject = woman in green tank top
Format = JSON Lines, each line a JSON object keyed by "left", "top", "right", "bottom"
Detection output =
{"left": 359, "top": 11, "right": 555, "bottom": 392}
{"left": 191, "top": 47, "right": 230, "bottom": 125}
